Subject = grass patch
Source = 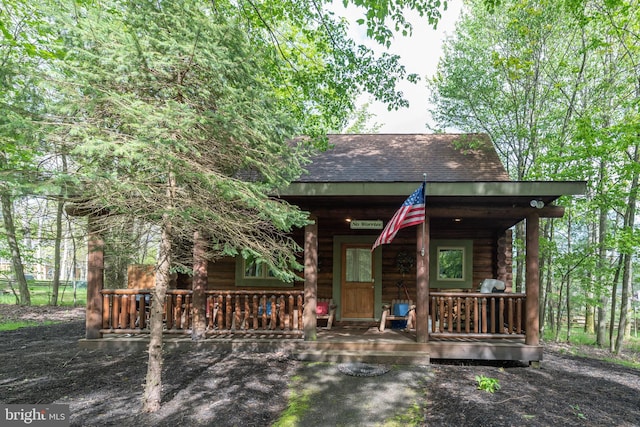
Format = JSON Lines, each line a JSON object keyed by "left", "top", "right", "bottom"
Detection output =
{"left": 601, "top": 356, "right": 640, "bottom": 369}
{"left": 272, "top": 388, "right": 312, "bottom": 427}
{"left": 0, "top": 284, "right": 86, "bottom": 306}
{"left": 626, "top": 337, "right": 640, "bottom": 353}
{"left": 0, "top": 320, "right": 56, "bottom": 331}
{"left": 381, "top": 402, "right": 423, "bottom": 427}
{"left": 544, "top": 326, "right": 640, "bottom": 369}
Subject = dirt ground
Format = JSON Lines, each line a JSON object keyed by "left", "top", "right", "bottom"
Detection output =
{"left": 1, "top": 304, "right": 639, "bottom": 427}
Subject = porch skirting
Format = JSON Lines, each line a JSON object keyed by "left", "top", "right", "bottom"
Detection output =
{"left": 79, "top": 327, "right": 543, "bottom": 365}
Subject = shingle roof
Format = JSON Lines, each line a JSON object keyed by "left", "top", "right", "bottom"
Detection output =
{"left": 296, "top": 133, "right": 510, "bottom": 183}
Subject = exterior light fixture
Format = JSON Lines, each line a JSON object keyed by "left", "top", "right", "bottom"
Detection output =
{"left": 529, "top": 200, "right": 545, "bottom": 209}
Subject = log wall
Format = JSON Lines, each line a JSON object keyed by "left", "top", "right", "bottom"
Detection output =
{"left": 126, "top": 222, "right": 513, "bottom": 309}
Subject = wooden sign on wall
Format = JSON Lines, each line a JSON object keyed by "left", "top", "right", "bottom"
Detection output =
{"left": 350, "top": 220, "right": 383, "bottom": 230}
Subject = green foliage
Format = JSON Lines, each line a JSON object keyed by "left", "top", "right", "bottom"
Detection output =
{"left": 0, "top": 281, "right": 87, "bottom": 306}
{"left": 43, "top": 0, "right": 447, "bottom": 281}
{"left": 544, "top": 326, "right": 640, "bottom": 369}
{"left": 273, "top": 388, "right": 312, "bottom": 427}
{"left": 437, "top": 248, "right": 464, "bottom": 279}
{"left": 475, "top": 374, "right": 501, "bottom": 393}
{"left": 0, "top": 0, "right": 59, "bottom": 196}
{"left": 429, "top": 0, "right": 578, "bottom": 180}
{"left": 570, "top": 404, "right": 587, "bottom": 420}
{"left": 50, "top": 1, "right": 310, "bottom": 277}
{"left": 0, "top": 319, "right": 56, "bottom": 331}
{"left": 347, "top": 0, "right": 447, "bottom": 46}
{"left": 383, "top": 402, "right": 423, "bottom": 426}
{"left": 430, "top": 0, "right": 640, "bottom": 352}
{"left": 342, "top": 101, "right": 382, "bottom": 133}
{"left": 3, "top": 0, "right": 451, "bottom": 290}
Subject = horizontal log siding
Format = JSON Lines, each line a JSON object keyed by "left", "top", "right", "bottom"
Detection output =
{"left": 470, "top": 237, "right": 496, "bottom": 290}
{"left": 317, "top": 233, "right": 334, "bottom": 299}
{"left": 498, "top": 230, "right": 513, "bottom": 291}
{"left": 380, "top": 237, "right": 416, "bottom": 303}
{"left": 206, "top": 257, "right": 240, "bottom": 290}
{"left": 124, "top": 219, "right": 513, "bottom": 328}
{"left": 378, "top": 229, "right": 508, "bottom": 299}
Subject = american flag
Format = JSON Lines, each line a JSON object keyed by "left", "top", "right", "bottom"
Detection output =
{"left": 372, "top": 183, "right": 425, "bottom": 251}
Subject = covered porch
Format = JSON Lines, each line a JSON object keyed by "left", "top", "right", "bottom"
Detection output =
{"left": 81, "top": 188, "right": 573, "bottom": 364}
{"left": 83, "top": 287, "right": 541, "bottom": 362}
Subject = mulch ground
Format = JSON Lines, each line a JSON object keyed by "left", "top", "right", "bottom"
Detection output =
{"left": 0, "top": 304, "right": 639, "bottom": 426}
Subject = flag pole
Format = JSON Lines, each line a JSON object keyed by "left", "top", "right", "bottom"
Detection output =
{"left": 421, "top": 173, "right": 427, "bottom": 256}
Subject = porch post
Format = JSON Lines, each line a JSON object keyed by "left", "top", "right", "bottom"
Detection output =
{"left": 525, "top": 213, "right": 540, "bottom": 346}
{"left": 191, "top": 230, "right": 207, "bottom": 340}
{"left": 416, "top": 216, "right": 430, "bottom": 343}
{"left": 303, "top": 216, "right": 318, "bottom": 341}
{"left": 86, "top": 216, "right": 104, "bottom": 339}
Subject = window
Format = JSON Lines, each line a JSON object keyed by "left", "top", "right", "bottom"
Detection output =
{"left": 235, "top": 256, "right": 292, "bottom": 288}
{"left": 242, "top": 258, "right": 275, "bottom": 279}
{"left": 437, "top": 247, "right": 465, "bottom": 280}
{"left": 429, "top": 239, "right": 473, "bottom": 288}
{"left": 345, "top": 248, "right": 372, "bottom": 282}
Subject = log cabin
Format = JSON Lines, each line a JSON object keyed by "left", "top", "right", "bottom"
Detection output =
{"left": 82, "top": 133, "right": 586, "bottom": 364}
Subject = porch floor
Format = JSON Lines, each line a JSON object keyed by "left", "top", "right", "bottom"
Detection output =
{"left": 80, "top": 322, "right": 542, "bottom": 364}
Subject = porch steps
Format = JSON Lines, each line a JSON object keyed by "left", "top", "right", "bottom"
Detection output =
{"left": 293, "top": 341, "right": 430, "bottom": 365}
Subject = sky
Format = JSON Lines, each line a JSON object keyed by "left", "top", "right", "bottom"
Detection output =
{"left": 330, "top": 2, "right": 464, "bottom": 133}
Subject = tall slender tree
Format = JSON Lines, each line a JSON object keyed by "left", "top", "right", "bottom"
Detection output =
{"left": 50, "top": 0, "right": 449, "bottom": 411}
{"left": 428, "top": 0, "right": 640, "bottom": 348}
{"left": 0, "top": 1, "right": 60, "bottom": 304}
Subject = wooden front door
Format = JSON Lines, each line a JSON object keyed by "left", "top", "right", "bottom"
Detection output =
{"left": 341, "top": 244, "right": 375, "bottom": 319}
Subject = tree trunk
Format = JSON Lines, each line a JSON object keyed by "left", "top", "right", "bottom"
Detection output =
{"left": 609, "top": 255, "right": 623, "bottom": 352}
{"left": 596, "top": 159, "right": 608, "bottom": 346}
{"left": 614, "top": 252, "right": 632, "bottom": 354}
{"left": 70, "top": 223, "right": 78, "bottom": 306}
{"left": 565, "top": 213, "right": 572, "bottom": 342}
{"left": 614, "top": 144, "right": 638, "bottom": 353}
{"left": 585, "top": 297, "right": 595, "bottom": 334}
{"left": 191, "top": 230, "right": 207, "bottom": 341}
{"left": 142, "top": 220, "right": 170, "bottom": 412}
{"left": 554, "top": 276, "right": 564, "bottom": 342}
{"left": 51, "top": 196, "right": 64, "bottom": 305}
{"left": 51, "top": 152, "right": 69, "bottom": 305}
{"left": 142, "top": 172, "right": 176, "bottom": 413}
{"left": 596, "top": 295, "right": 608, "bottom": 347}
{"left": 1, "top": 192, "right": 30, "bottom": 305}
{"left": 540, "top": 219, "right": 554, "bottom": 335}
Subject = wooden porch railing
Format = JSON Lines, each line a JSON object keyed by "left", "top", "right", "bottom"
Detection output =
{"left": 100, "top": 289, "right": 305, "bottom": 336}
{"left": 429, "top": 292, "right": 526, "bottom": 339}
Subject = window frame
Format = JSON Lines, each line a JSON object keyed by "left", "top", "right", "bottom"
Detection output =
{"left": 234, "top": 256, "right": 293, "bottom": 288}
{"left": 429, "top": 239, "right": 473, "bottom": 289}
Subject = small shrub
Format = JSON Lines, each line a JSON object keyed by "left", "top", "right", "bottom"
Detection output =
{"left": 475, "top": 375, "right": 501, "bottom": 393}
{"left": 570, "top": 404, "right": 587, "bottom": 420}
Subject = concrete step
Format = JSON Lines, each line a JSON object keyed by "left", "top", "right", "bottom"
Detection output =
{"left": 293, "top": 349, "right": 430, "bottom": 365}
